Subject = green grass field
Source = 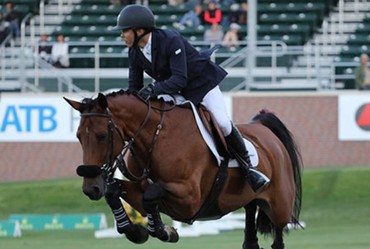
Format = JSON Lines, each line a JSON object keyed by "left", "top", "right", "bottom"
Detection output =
{"left": 1, "top": 167, "right": 370, "bottom": 249}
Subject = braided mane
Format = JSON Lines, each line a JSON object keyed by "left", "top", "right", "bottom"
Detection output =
{"left": 105, "top": 89, "right": 134, "bottom": 98}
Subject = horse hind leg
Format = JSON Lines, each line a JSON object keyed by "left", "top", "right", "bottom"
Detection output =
{"left": 142, "top": 182, "right": 179, "bottom": 243}
{"left": 242, "top": 202, "right": 260, "bottom": 249}
{"left": 271, "top": 227, "right": 284, "bottom": 249}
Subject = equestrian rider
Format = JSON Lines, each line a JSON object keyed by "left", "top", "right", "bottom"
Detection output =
{"left": 112, "top": 4, "right": 270, "bottom": 192}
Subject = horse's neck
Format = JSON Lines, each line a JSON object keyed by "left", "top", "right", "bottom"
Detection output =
{"left": 108, "top": 95, "right": 160, "bottom": 138}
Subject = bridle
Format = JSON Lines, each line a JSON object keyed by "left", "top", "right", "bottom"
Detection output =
{"left": 76, "top": 98, "right": 174, "bottom": 184}
{"left": 76, "top": 111, "right": 126, "bottom": 183}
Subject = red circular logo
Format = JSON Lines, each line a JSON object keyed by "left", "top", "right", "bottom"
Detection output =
{"left": 355, "top": 103, "right": 370, "bottom": 131}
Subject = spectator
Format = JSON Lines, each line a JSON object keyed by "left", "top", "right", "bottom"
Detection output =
{"left": 174, "top": 4, "right": 203, "bottom": 29}
{"left": 204, "top": 22, "right": 224, "bottom": 45}
{"left": 3, "top": 1, "right": 20, "bottom": 39}
{"left": 185, "top": 0, "right": 203, "bottom": 7}
{"left": 168, "top": 0, "right": 184, "bottom": 6}
{"left": 355, "top": 53, "right": 370, "bottom": 90}
{"left": 202, "top": 0, "right": 222, "bottom": 25}
{"left": 0, "top": 13, "right": 6, "bottom": 42}
{"left": 222, "top": 0, "right": 236, "bottom": 5}
{"left": 51, "top": 34, "right": 70, "bottom": 68}
{"left": 223, "top": 22, "right": 240, "bottom": 50}
{"left": 110, "top": 0, "right": 124, "bottom": 6}
{"left": 238, "top": 2, "right": 248, "bottom": 25}
{"left": 38, "top": 34, "right": 52, "bottom": 62}
{"left": 111, "top": 0, "right": 145, "bottom": 5}
{"left": 223, "top": 3, "right": 240, "bottom": 27}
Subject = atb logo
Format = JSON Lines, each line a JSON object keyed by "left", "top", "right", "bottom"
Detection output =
{"left": 355, "top": 103, "right": 370, "bottom": 131}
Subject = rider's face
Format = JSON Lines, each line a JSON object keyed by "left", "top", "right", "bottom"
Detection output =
{"left": 121, "top": 29, "right": 134, "bottom": 48}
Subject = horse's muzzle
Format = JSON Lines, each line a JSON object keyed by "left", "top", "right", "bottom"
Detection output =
{"left": 76, "top": 165, "right": 102, "bottom": 178}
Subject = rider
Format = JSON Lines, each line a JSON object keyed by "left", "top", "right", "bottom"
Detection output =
{"left": 112, "top": 4, "right": 269, "bottom": 192}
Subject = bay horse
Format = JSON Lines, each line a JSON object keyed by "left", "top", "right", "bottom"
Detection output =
{"left": 64, "top": 90, "right": 302, "bottom": 249}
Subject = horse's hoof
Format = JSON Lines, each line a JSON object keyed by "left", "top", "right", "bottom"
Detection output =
{"left": 152, "top": 225, "right": 179, "bottom": 243}
{"left": 121, "top": 224, "right": 149, "bottom": 244}
{"left": 162, "top": 225, "right": 179, "bottom": 243}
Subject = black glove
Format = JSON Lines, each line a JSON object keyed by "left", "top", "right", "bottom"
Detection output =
{"left": 138, "top": 84, "right": 157, "bottom": 100}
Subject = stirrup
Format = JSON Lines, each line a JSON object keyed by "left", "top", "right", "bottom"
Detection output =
{"left": 249, "top": 168, "right": 270, "bottom": 193}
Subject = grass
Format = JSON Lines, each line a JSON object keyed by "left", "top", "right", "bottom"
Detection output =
{"left": 1, "top": 167, "right": 370, "bottom": 249}
{"left": 0, "top": 179, "right": 109, "bottom": 220}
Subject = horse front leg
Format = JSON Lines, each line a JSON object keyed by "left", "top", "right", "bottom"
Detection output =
{"left": 142, "top": 182, "right": 179, "bottom": 243}
{"left": 105, "top": 180, "right": 149, "bottom": 244}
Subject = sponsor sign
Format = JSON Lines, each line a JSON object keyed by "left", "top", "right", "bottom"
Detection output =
{"left": 0, "top": 220, "right": 21, "bottom": 237}
{"left": 0, "top": 95, "right": 81, "bottom": 142}
{"left": 9, "top": 213, "right": 107, "bottom": 231}
{"left": 338, "top": 95, "right": 370, "bottom": 141}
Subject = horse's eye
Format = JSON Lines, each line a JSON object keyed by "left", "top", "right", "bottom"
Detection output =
{"left": 96, "top": 133, "right": 108, "bottom": 142}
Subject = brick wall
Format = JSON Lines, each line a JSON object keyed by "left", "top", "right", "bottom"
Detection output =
{"left": 1, "top": 92, "right": 369, "bottom": 182}
{"left": 0, "top": 143, "right": 81, "bottom": 182}
{"left": 231, "top": 92, "right": 370, "bottom": 168}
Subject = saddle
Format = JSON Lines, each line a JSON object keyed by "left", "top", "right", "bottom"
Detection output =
{"left": 197, "top": 105, "right": 230, "bottom": 158}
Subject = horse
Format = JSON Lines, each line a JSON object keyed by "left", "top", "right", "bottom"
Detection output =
{"left": 64, "top": 90, "right": 303, "bottom": 249}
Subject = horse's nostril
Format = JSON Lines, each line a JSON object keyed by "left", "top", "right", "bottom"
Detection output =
{"left": 92, "top": 186, "right": 101, "bottom": 196}
{"left": 83, "top": 185, "right": 102, "bottom": 200}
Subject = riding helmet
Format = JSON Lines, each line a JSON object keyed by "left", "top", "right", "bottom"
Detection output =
{"left": 112, "top": 4, "right": 155, "bottom": 31}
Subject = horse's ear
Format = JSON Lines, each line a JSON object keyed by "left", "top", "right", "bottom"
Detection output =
{"left": 97, "top": 92, "right": 108, "bottom": 109}
{"left": 64, "top": 97, "right": 82, "bottom": 112}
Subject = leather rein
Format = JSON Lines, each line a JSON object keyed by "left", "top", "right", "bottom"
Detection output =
{"left": 76, "top": 99, "right": 174, "bottom": 184}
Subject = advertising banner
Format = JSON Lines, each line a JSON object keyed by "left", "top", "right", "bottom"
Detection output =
{"left": 338, "top": 95, "right": 370, "bottom": 141}
{"left": 0, "top": 95, "right": 81, "bottom": 142}
{"left": 9, "top": 213, "right": 107, "bottom": 231}
{"left": 0, "top": 220, "right": 21, "bottom": 237}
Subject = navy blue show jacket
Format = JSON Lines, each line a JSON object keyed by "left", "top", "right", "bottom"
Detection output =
{"left": 128, "top": 28, "right": 228, "bottom": 105}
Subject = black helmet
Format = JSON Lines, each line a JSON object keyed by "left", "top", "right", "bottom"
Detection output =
{"left": 112, "top": 4, "right": 155, "bottom": 31}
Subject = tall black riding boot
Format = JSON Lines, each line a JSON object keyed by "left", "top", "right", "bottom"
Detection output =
{"left": 225, "top": 124, "right": 270, "bottom": 193}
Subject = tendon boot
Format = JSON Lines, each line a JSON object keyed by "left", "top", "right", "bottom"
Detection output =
{"left": 225, "top": 124, "right": 270, "bottom": 192}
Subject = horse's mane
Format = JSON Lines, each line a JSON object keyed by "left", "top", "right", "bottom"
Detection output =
{"left": 106, "top": 89, "right": 177, "bottom": 106}
{"left": 80, "top": 89, "right": 178, "bottom": 114}
{"left": 105, "top": 89, "right": 137, "bottom": 98}
{"left": 79, "top": 89, "right": 139, "bottom": 112}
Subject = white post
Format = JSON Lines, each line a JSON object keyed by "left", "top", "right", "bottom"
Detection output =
{"left": 339, "top": 0, "right": 344, "bottom": 36}
{"left": 94, "top": 42, "right": 100, "bottom": 92}
{"left": 40, "top": 0, "right": 45, "bottom": 35}
{"left": 271, "top": 42, "right": 277, "bottom": 84}
{"left": 322, "top": 20, "right": 327, "bottom": 57}
{"left": 246, "top": 0, "right": 257, "bottom": 91}
{"left": 34, "top": 42, "right": 40, "bottom": 88}
{"left": 58, "top": 0, "right": 63, "bottom": 17}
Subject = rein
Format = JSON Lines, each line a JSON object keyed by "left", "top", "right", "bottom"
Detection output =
{"left": 113, "top": 101, "right": 168, "bottom": 182}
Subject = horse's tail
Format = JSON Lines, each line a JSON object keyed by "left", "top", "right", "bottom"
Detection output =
{"left": 252, "top": 109, "right": 303, "bottom": 232}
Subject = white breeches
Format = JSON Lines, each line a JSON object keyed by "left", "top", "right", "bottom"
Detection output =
{"left": 201, "top": 86, "right": 232, "bottom": 136}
